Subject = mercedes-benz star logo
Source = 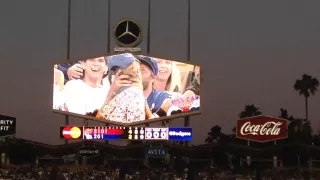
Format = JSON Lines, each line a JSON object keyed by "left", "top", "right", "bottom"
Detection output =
{"left": 114, "top": 19, "right": 142, "bottom": 47}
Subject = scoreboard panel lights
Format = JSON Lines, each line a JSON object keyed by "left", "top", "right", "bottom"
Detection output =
{"left": 128, "top": 127, "right": 145, "bottom": 140}
{"left": 144, "top": 128, "right": 168, "bottom": 140}
{"left": 60, "top": 126, "right": 192, "bottom": 141}
{"left": 83, "top": 126, "right": 126, "bottom": 140}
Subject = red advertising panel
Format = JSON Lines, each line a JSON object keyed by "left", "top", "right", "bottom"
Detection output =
{"left": 61, "top": 126, "right": 82, "bottom": 139}
{"left": 236, "top": 115, "right": 288, "bottom": 142}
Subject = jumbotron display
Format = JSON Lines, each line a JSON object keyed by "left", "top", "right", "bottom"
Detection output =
{"left": 60, "top": 126, "right": 192, "bottom": 141}
{"left": 53, "top": 53, "right": 201, "bottom": 126}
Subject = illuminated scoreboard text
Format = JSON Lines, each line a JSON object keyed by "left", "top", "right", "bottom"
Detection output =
{"left": 60, "top": 126, "right": 192, "bottom": 141}
{"left": 83, "top": 127, "right": 127, "bottom": 140}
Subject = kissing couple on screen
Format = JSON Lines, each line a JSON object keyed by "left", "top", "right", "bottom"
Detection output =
{"left": 62, "top": 53, "right": 199, "bottom": 124}
{"left": 92, "top": 54, "right": 200, "bottom": 123}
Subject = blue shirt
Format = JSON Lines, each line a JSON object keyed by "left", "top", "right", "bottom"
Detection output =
{"left": 147, "top": 90, "right": 171, "bottom": 114}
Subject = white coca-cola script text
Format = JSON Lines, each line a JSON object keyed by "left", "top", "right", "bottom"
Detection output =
{"left": 240, "top": 122, "right": 282, "bottom": 136}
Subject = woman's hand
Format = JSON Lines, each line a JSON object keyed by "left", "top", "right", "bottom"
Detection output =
{"left": 104, "top": 70, "right": 131, "bottom": 104}
{"left": 150, "top": 113, "right": 159, "bottom": 119}
{"left": 160, "top": 98, "right": 173, "bottom": 113}
{"left": 109, "top": 70, "right": 131, "bottom": 93}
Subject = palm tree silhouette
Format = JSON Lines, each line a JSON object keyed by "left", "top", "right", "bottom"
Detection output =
{"left": 239, "top": 104, "right": 262, "bottom": 119}
{"left": 294, "top": 74, "right": 319, "bottom": 121}
{"left": 278, "top": 108, "right": 313, "bottom": 144}
{"left": 279, "top": 108, "right": 289, "bottom": 119}
{"left": 205, "top": 125, "right": 222, "bottom": 143}
{"left": 279, "top": 108, "right": 295, "bottom": 121}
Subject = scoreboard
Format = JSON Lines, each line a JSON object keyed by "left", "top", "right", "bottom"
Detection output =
{"left": 60, "top": 126, "right": 192, "bottom": 141}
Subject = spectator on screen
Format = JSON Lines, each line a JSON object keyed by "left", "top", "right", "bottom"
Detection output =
{"left": 57, "top": 61, "right": 81, "bottom": 84}
{"left": 185, "top": 66, "right": 200, "bottom": 95}
{"left": 63, "top": 57, "right": 130, "bottom": 115}
{"left": 135, "top": 55, "right": 173, "bottom": 118}
{"left": 153, "top": 58, "right": 182, "bottom": 94}
{"left": 53, "top": 65, "right": 65, "bottom": 110}
{"left": 54, "top": 65, "right": 64, "bottom": 89}
{"left": 63, "top": 57, "right": 109, "bottom": 115}
{"left": 58, "top": 60, "right": 114, "bottom": 89}
{"left": 96, "top": 53, "right": 145, "bottom": 123}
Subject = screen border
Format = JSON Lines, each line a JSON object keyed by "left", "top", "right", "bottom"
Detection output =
{"left": 52, "top": 52, "right": 202, "bottom": 126}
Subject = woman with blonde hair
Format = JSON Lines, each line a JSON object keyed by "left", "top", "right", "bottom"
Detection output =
{"left": 96, "top": 53, "right": 146, "bottom": 123}
{"left": 54, "top": 64, "right": 64, "bottom": 90}
{"left": 153, "top": 58, "right": 182, "bottom": 93}
{"left": 53, "top": 65, "right": 65, "bottom": 110}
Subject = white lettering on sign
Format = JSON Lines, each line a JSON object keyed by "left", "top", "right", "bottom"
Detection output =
{"left": 79, "top": 150, "right": 99, "bottom": 154}
{"left": 147, "top": 149, "right": 166, "bottom": 156}
{"left": 0, "top": 120, "right": 13, "bottom": 125}
{"left": 240, "top": 122, "right": 282, "bottom": 136}
{"left": 0, "top": 126, "right": 9, "bottom": 131}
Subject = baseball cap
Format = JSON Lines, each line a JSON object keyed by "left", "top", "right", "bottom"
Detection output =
{"left": 135, "top": 55, "right": 158, "bottom": 76}
{"left": 107, "top": 53, "right": 138, "bottom": 72}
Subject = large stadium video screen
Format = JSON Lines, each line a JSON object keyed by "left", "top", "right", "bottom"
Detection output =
{"left": 53, "top": 53, "right": 201, "bottom": 126}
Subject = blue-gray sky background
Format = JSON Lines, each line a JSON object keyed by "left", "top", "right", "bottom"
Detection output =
{"left": 0, "top": 0, "right": 319, "bottom": 145}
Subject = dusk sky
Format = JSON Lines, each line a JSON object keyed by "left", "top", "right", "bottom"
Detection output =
{"left": 0, "top": 1, "right": 320, "bottom": 145}
{"left": 186, "top": 1, "right": 320, "bottom": 144}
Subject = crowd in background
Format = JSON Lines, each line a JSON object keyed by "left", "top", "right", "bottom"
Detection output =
{"left": 2, "top": 164, "right": 320, "bottom": 180}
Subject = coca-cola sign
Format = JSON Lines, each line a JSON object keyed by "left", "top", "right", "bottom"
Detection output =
{"left": 236, "top": 115, "right": 288, "bottom": 142}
